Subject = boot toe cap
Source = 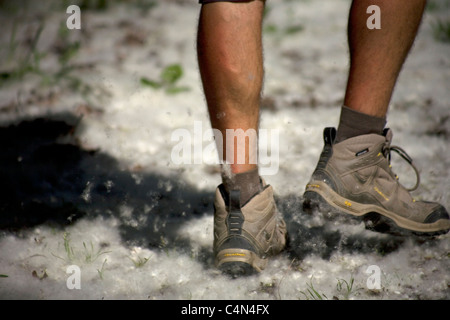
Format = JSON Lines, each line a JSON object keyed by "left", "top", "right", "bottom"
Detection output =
{"left": 424, "top": 204, "right": 450, "bottom": 223}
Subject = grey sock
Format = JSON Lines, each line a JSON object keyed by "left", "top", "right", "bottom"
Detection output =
{"left": 335, "top": 105, "right": 386, "bottom": 143}
{"left": 222, "top": 168, "right": 262, "bottom": 206}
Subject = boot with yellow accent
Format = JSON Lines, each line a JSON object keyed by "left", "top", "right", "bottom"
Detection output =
{"left": 213, "top": 179, "right": 287, "bottom": 277}
{"left": 303, "top": 127, "right": 450, "bottom": 236}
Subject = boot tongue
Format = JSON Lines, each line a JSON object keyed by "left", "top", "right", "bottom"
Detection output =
{"left": 382, "top": 128, "right": 393, "bottom": 156}
{"left": 383, "top": 128, "right": 393, "bottom": 143}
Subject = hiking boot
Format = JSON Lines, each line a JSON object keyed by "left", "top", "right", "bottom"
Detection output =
{"left": 303, "top": 127, "right": 450, "bottom": 236}
{"left": 213, "top": 179, "right": 287, "bottom": 276}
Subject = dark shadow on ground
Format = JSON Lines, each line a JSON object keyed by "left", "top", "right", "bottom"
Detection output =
{"left": 276, "top": 195, "right": 408, "bottom": 261}
{"left": 0, "top": 114, "right": 213, "bottom": 251}
{"left": 0, "top": 114, "right": 437, "bottom": 271}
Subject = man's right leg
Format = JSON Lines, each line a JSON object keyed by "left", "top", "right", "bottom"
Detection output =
{"left": 304, "top": 0, "right": 450, "bottom": 235}
{"left": 197, "top": 0, "right": 286, "bottom": 276}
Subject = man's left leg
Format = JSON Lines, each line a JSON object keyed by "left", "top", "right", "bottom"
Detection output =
{"left": 197, "top": 0, "right": 287, "bottom": 276}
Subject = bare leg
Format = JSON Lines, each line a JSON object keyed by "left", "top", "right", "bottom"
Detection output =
{"left": 344, "top": 0, "right": 426, "bottom": 118}
{"left": 305, "top": 0, "right": 450, "bottom": 235}
{"left": 198, "top": 2, "right": 288, "bottom": 276}
{"left": 197, "top": 1, "right": 264, "bottom": 175}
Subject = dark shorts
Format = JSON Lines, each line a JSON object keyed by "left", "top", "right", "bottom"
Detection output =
{"left": 199, "top": 0, "right": 262, "bottom": 4}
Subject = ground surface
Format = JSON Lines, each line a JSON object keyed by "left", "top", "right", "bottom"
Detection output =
{"left": 0, "top": 0, "right": 449, "bottom": 300}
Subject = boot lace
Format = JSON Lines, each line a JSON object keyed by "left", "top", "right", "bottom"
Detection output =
{"left": 382, "top": 144, "right": 420, "bottom": 192}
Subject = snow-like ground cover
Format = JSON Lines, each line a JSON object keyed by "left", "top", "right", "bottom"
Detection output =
{"left": 0, "top": 0, "right": 448, "bottom": 300}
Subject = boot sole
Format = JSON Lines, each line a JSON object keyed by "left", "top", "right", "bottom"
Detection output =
{"left": 215, "top": 248, "right": 268, "bottom": 277}
{"left": 304, "top": 182, "right": 450, "bottom": 236}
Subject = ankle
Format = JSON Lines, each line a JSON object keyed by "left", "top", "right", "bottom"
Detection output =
{"left": 335, "top": 105, "right": 386, "bottom": 143}
{"left": 221, "top": 167, "right": 262, "bottom": 206}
